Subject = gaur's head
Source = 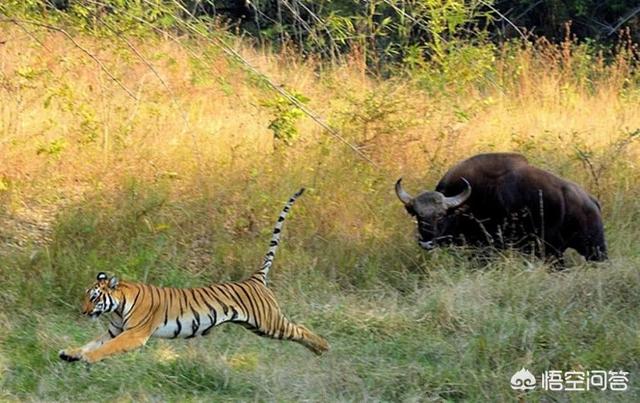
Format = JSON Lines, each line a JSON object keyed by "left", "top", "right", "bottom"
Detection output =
{"left": 81, "top": 272, "right": 120, "bottom": 318}
{"left": 395, "top": 177, "right": 471, "bottom": 250}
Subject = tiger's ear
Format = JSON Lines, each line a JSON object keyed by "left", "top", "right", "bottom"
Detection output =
{"left": 97, "top": 272, "right": 108, "bottom": 281}
{"left": 108, "top": 276, "right": 119, "bottom": 289}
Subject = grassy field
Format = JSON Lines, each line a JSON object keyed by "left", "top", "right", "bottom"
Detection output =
{"left": 1, "top": 23, "right": 640, "bottom": 401}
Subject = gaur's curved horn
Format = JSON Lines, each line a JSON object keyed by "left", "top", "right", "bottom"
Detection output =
{"left": 444, "top": 177, "right": 471, "bottom": 209}
{"left": 395, "top": 178, "right": 413, "bottom": 205}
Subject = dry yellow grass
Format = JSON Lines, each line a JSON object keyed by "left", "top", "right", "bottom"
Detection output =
{"left": 0, "top": 26, "right": 637, "bottom": 269}
{"left": 1, "top": 27, "right": 638, "bottom": 206}
{"left": 0, "top": 26, "right": 637, "bottom": 270}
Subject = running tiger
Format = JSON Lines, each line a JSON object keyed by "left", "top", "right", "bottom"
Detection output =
{"left": 59, "top": 188, "right": 329, "bottom": 363}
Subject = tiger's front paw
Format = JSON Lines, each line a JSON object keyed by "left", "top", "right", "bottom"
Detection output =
{"left": 59, "top": 349, "right": 83, "bottom": 362}
{"left": 79, "top": 351, "right": 101, "bottom": 364}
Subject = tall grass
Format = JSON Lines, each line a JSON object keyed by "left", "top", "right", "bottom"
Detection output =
{"left": 1, "top": 23, "right": 640, "bottom": 400}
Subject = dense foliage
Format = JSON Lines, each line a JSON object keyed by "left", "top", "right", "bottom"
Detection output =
{"left": 3, "top": 1, "right": 640, "bottom": 67}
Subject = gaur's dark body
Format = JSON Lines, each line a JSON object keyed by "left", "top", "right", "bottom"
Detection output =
{"left": 396, "top": 153, "right": 607, "bottom": 262}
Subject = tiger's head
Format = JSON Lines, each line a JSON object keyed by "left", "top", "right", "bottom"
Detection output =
{"left": 81, "top": 272, "right": 120, "bottom": 318}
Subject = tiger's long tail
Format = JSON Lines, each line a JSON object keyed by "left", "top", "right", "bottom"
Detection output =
{"left": 250, "top": 188, "right": 305, "bottom": 286}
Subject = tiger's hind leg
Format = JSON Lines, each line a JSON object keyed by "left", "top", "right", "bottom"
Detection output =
{"left": 253, "top": 315, "right": 329, "bottom": 355}
{"left": 289, "top": 323, "right": 330, "bottom": 355}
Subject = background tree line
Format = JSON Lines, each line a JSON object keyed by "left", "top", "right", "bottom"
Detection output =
{"left": 38, "top": 0, "right": 640, "bottom": 43}
{"left": 5, "top": 0, "right": 635, "bottom": 92}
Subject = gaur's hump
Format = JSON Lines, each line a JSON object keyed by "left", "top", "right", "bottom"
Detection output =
{"left": 441, "top": 153, "right": 529, "bottom": 184}
{"left": 465, "top": 153, "right": 528, "bottom": 167}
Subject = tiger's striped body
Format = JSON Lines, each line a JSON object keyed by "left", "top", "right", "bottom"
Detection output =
{"left": 59, "top": 189, "right": 329, "bottom": 364}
